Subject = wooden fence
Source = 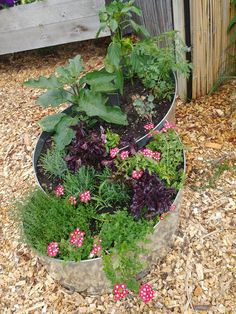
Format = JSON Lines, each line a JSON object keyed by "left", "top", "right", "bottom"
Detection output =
{"left": 0, "top": 0, "right": 108, "bottom": 55}
{"left": 135, "top": 0, "right": 236, "bottom": 99}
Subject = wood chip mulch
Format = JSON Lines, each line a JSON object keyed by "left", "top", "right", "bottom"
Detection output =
{"left": 0, "top": 40, "right": 235, "bottom": 314}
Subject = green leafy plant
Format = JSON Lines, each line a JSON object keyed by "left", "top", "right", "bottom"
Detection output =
{"left": 133, "top": 94, "right": 155, "bottom": 121}
{"left": 63, "top": 166, "right": 97, "bottom": 196}
{"left": 16, "top": 189, "right": 96, "bottom": 261}
{"left": 99, "top": 210, "right": 153, "bottom": 292}
{"left": 97, "top": 0, "right": 149, "bottom": 93}
{"left": 105, "top": 129, "right": 120, "bottom": 152}
{"left": 130, "top": 31, "right": 191, "bottom": 100}
{"left": 115, "top": 128, "right": 185, "bottom": 189}
{"left": 24, "top": 55, "right": 128, "bottom": 150}
{"left": 40, "top": 146, "right": 68, "bottom": 179}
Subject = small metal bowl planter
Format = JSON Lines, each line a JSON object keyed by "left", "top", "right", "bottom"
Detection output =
{"left": 39, "top": 181, "right": 184, "bottom": 295}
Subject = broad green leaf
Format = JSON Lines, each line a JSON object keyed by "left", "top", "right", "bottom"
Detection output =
{"left": 80, "top": 69, "right": 118, "bottom": 92}
{"left": 96, "top": 23, "right": 107, "bottom": 38}
{"left": 130, "top": 20, "right": 150, "bottom": 38}
{"left": 78, "top": 90, "right": 128, "bottom": 125}
{"left": 66, "top": 55, "right": 84, "bottom": 78}
{"left": 24, "top": 74, "right": 61, "bottom": 89}
{"left": 130, "top": 5, "right": 141, "bottom": 16}
{"left": 54, "top": 115, "right": 78, "bottom": 150}
{"left": 109, "top": 19, "right": 119, "bottom": 32}
{"left": 107, "top": 42, "right": 122, "bottom": 69}
{"left": 38, "top": 112, "right": 67, "bottom": 132}
{"left": 36, "top": 89, "right": 71, "bottom": 107}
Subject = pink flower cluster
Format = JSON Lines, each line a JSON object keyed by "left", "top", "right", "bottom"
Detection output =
{"left": 160, "top": 212, "right": 169, "bottom": 220}
{"left": 70, "top": 228, "right": 85, "bottom": 247}
{"left": 69, "top": 195, "right": 77, "bottom": 205}
{"left": 110, "top": 147, "right": 119, "bottom": 158}
{"left": 120, "top": 150, "right": 129, "bottom": 160}
{"left": 144, "top": 123, "right": 154, "bottom": 130}
{"left": 162, "top": 122, "right": 177, "bottom": 132}
{"left": 113, "top": 283, "right": 128, "bottom": 299}
{"left": 139, "top": 284, "right": 155, "bottom": 302}
{"left": 147, "top": 129, "right": 160, "bottom": 138}
{"left": 91, "top": 241, "right": 102, "bottom": 256}
{"left": 47, "top": 242, "right": 59, "bottom": 257}
{"left": 141, "top": 148, "right": 161, "bottom": 161}
{"left": 80, "top": 191, "right": 91, "bottom": 203}
{"left": 54, "top": 185, "right": 64, "bottom": 197}
{"left": 132, "top": 169, "right": 143, "bottom": 179}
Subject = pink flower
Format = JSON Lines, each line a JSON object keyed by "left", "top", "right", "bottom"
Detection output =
{"left": 47, "top": 242, "right": 59, "bottom": 257}
{"left": 120, "top": 150, "right": 129, "bottom": 160}
{"left": 70, "top": 228, "right": 85, "bottom": 247}
{"left": 80, "top": 191, "right": 91, "bottom": 203}
{"left": 132, "top": 169, "right": 144, "bottom": 179}
{"left": 141, "top": 148, "right": 153, "bottom": 158}
{"left": 152, "top": 152, "right": 161, "bottom": 161}
{"left": 110, "top": 147, "right": 119, "bottom": 158}
{"left": 54, "top": 185, "right": 64, "bottom": 197}
{"left": 113, "top": 283, "right": 128, "bottom": 299}
{"left": 144, "top": 123, "right": 154, "bottom": 130}
{"left": 91, "top": 243, "right": 102, "bottom": 255}
{"left": 169, "top": 204, "right": 176, "bottom": 211}
{"left": 139, "top": 284, "right": 155, "bottom": 302}
{"left": 162, "top": 122, "right": 177, "bottom": 132}
{"left": 69, "top": 195, "right": 77, "bottom": 205}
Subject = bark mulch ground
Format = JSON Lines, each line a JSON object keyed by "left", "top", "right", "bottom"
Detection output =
{"left": 0, "top": 40, "right": 235, "bottom": 313}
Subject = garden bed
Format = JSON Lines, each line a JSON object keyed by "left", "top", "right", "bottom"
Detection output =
{"left": 1, "top": 40, "right": 236, "bottom": 312}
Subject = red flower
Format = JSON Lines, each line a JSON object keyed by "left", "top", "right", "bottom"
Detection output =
{"left": 80, "top": 191, "right": 91, "bottom": 203}
{"left": 120, "top": 150, "right": 129, "bottom": 160}
{"left": 110, "top": 147, "right": 119, "bottom": 158}
{"left": 113, "top": 283, "right": 128, "bottom": 299}
{"left": 144, "top": 123, "right": 154, "bottom": 130}
{"left": 47, "top": 242, "right": 59, "bottom": 257}
{"left": 139, "top": 284, "right": 154, "bottom": 302}
{"left": 69, "top": 195, "right": 77, "bottom": 205}
{"left": 132, "top": 169, "right": 144, "bottom": 179}
{"left": 70, "top": 228, "right": 85, "bottom": 247}
{"left": 54, "top": 185, "right": 64, "bottom": 197}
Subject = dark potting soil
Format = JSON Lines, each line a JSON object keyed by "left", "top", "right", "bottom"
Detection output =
{"left": 36, "top": 77, "right": 174, "bottom": 192}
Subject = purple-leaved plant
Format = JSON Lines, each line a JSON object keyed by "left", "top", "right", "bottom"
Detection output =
{"left": 130, "top": 171, "right": 176, "bottom": 219}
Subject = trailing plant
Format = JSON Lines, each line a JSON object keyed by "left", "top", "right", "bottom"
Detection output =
{"left": 133, "top": 94, "right": 155, "bottom": 121}
{"left": 99, "top": 210, "right": 153, "bottom": 292}
{"left": 24, "top": 55, "right": 128, "bottom": 150}
{"left": 115, "top": 126, "right": 185, "bottom": 189}
{"left": 40, "top": 146, "right": 68, "bottom": 179}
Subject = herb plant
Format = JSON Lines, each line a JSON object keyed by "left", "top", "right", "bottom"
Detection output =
{"left": 133, "top": 94, "right": 155, "bottom": 121}
{"left": 40, "top": 146, "right": 67, "bottom": 179}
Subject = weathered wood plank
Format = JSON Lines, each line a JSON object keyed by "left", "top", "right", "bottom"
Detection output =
{"left": 0, "top": 0, "right": 108, "bottom": 55}
{"left": 172, "top": 0, "right": 187, "bottom": 100}
{"left": 134, "top": 0, "right": 173, "bottom": 35}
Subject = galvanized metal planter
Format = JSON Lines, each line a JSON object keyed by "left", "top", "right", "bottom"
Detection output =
{"left": 33, "top": 73, "right": 178, "bottom": 190}
{"left": 39, "top": 183, "right": 184, "bottom": 295}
